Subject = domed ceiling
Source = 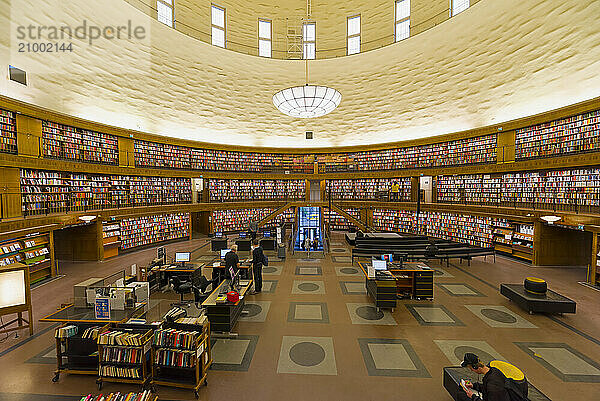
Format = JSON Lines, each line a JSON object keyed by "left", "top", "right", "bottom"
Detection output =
{"left": 1, "top": 0, "right": 600, "bottom": 148}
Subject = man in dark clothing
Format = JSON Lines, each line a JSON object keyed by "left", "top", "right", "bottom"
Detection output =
{"left": 458, "top": 353, "right": 511, "bottom": 401}
{"left": 224, "top": 244, "right": 239, "bottom": 281}
{"left": 249, "top": 220, "right": 258, "bottom": 241}
{"left": 251, "top": 240, "right": 265, "bottom": 294}
{"left": 425, "top": 240, "right": 439, "bottom": 258}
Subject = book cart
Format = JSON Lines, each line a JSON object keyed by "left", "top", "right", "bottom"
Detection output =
{"left": 53, "top": 323, "right": 108, "bottom": 382}
{"left": 151, "top": 320, "right": 212, "bottom": 399}
{"left": 96, "top": 326, "right": 153, "bottom": 391}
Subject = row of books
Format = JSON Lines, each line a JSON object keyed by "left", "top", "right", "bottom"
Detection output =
{"left": 436, "top": 167, "right": 600, "bottom": 208}
{"left": 154, "top": 348, "right": 198, "bottom": 368}
{"left": 372, "top": 209, "right": 500, "bottom": 247}
{"left": 119, "top": 213, "right": 190, "bottom": 250}
{"left": 0, "top": 234, "right": 52, "bottom": 280}
{"left": 0, "top": 109, "right": 17, "bottom": 154}
{"left": 211, "top": 208, "right": 294, "bottom": 233}
{"left": 101, "top": 347, "right": 143, "bottom": 364}
{"left": 515, "top": 109, "right": 600, "bottom": 160}
{"left": 42, "top": 121, "right": 118, "bottom": 164}
{"left": 20, "top": 169, "right": 192, "bottom": 216}
{"left": 82, "top": 326, "right": 103, "bottom": 340}
{"left": 79, "top": 391, "right": 154, "bottom": 401}
{"left": 55, "top": 325, "right": 78, "bottom": 338}
{"left": 99, "top": 366, "right": 141, "bottom": 379}
{"left": 324, "top": 208, "right": 360, "bottom": 231}
{"left": 98, "top": 330, "right": 148, "bottom": 346}
{"left": 133, "top": 135, "right": 496, "bottom": 173}
{"left": 208, "top": 179, "right": 305, "bottom": 202}
{"left": 175, "top": 316, "right": 208, "bottom": 325}
{"left": 153, "top": 329, "right": 199, "bottom": 350}
{"left": 325, "top": 178, "right": 411, "bottom": 200}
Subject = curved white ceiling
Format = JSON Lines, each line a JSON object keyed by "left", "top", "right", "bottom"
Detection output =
{"left": 1, "top": 0, "right": 600, "bottom": 148}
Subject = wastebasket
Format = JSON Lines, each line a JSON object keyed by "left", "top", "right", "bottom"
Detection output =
{"left": 277, "top": 243, "right": 286, "bottom": 259}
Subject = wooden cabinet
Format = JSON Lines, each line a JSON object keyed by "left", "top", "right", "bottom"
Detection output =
{"left": 0, "top": 167, "right": 22, "bottom": 219}
{"left": 16, "top": 115, "right": 42, "bottom": 158}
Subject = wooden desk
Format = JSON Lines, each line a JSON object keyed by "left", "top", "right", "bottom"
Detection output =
{"left": 358, "top": 262, "right": 434, "bottom": 310}
{"left": 201, "top": 279, "right": 253, "bottom": 333}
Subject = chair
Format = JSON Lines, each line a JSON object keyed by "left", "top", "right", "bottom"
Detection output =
{"left": 171, "top": 276, "right": 193, "bottom": 302}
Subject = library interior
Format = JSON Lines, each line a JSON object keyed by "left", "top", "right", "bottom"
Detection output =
{"left": 1, "top": 0, "right": 600, "bottom": 400}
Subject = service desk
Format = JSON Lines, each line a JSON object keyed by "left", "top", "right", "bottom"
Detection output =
{"left": 205, "top": 259, "right": 252, "bottom": 281}
{"left": 358, "top": 262, "right": 434, "bottom": 310}
{"left": 201, "top": 279, "right": 253, "bottom": 332}
{"left": 152, "top": 263, "right": 204, "bottom": 288}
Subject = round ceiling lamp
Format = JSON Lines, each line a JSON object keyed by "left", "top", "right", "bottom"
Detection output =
{"left": 273, "top": 84, "right": 342, "bottom": 118}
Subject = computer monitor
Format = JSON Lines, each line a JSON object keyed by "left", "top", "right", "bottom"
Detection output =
{"left": 220, "top": 249, "right": 231, "bottom": 259}
{"left": 239, "top": 232, "right": 247, "bottom": 238}
{"left": 215, "top": 232, "right": 223, "bottom": 238}
{"left": 175, "top": 252, "right": 190, "bottom": 263}
{"left": 372, "top": 259, "right": 387, "bottom": 271}
{"left": 263, "top": 231, "right": 271, "bottom": 238}
{"left": 382, "top": 253, "right": 393, "bottom": 262}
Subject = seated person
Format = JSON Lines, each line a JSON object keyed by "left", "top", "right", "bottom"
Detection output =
{"left": 312, "top": 237, "right": 319, "bottom": 251}
{"left": 224, "top": 244, "right": 240, "bottom": 280}
{"left": 425, "top": 240, "right": 439, "bottom": 257}
{"left": 459, "top": 353, "right": 528, "bottom": 401}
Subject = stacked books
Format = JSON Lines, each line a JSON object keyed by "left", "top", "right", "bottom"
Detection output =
{"left": 55, "top": 325, "right": 78, "bottom": 338}
{"left": 175, "top": 316, "right": 207, "bottom": 325}
{"left": 163, "top": 307, "right": 186, "bottom": 322}
{"left": 79, "top": 391, "right": 154, "bottom": 401}
{"left": 99, "top": 366, "right": 141, "bottom": 379}
{"left": 81, "top": 326, "right": 103, "bottom": 340}
{"left": 98, "top": 330, "right": 145, "bottom": 346}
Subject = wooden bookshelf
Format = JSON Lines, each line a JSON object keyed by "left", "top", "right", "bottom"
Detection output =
{"left": 42, "top": 121, "right": 118, "bottom": 164}
{"left": 208, "top": 179, "right": 305, "bottom": 202}
{"left": 102, "top": 222, "right": 121, "bottom": 259}
{"left": 211, "top": 208, "right": 294, "bottom": 233}
{"left": 372, "top": 209, "right": 416, "bottom": 234}
{"left": 20, "top": 169, "right": 192, "bottom": 216}
{"left": 119, "top": 213, "right": 190, "bottom": 251}
{"left": 492, "top": 220, "right": 535, "bottom": 262}
{"left": 324, "top": 207, "right": 361, "bottom": 231}
{"left": 516, "top": 108, "right": 600, "bottom": 160}
{"left": 0, "top": 232, "right": 54, "bottom": 284}
{"left": 325, "top": 178, "right": 411, "bottom": 201}
{"left": 436, "top": 167, "right": 600, "bottom": 214}
{"left": 0, "top": 108, "right": 17, "bottom": 154}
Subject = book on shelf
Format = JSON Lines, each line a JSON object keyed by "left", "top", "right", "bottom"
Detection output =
{"left": 211, "top": 208, "right": 294, "bottom": 233}
{"left": 209, "top": 179, "right": 305, "bottom": 202}
{"left": 99, "top": 365, "right": 141, "bottom": 379}
{"left": 153, "top": 328, "right": 199, "bottom": 350}
{"left": 55, "top": 325, "right": 78, "bottom": 338}
{"left": 119, "top": 213, "right": 190, "bottom": 250}
{"left": 42, "top": 121, "right": 118, "bottom": 164}
{"left": 98, "top": 330, "right": 148, "bottom": 346}
{"left": 0, "top": 108, "right": 17, "bottom": 154}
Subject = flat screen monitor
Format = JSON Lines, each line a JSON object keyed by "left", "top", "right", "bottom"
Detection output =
{"left": 263, "top": 231, "right": 271, "bottom": 238}
{"left": 175, "top": 252, "right": 190, "bottom": 263}
{"left": 215, "top": 232, "right": 223, "bottom": 238}
{"left": 239, "top": 232, "right": 247, "bottom": 238}
{"left": 220, "top": 249, "right": 231, "bottom": 259}
{"left": 372, "top": 259, "right": 387, "bottom": 271}
{"left": 382, "top": 253, "right": 393, "bottom": 262}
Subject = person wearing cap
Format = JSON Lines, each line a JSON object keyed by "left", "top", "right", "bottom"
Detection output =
{"left": 459, "top": 353, "right": 512, "bottom": 401}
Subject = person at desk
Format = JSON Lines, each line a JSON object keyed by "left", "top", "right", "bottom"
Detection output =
{"left": 312, "top": 237, "right": 319, "bottom": 251}
{"left": 251, "top": 240, "right": 265, "bottom": 294}
{"left": 224, "top": 245, "right": 240, "bottom": 281}
{"left": 458, "top": 353, "right": 528, "bottom": 401}
{"left": 425, "top": 240, "right": 439, "bottom": 257}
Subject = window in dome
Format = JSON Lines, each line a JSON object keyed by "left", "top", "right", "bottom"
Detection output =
{"left": 395, "top": 0, "right": 410, "bottom": 41}
{"left": 259, "top": 19, "right": 272, "bottom": 58}
{"left": 157, "top": 0, "right": 174, "bottom": 28}
{"left": 347, "top": 15, "right": 360, "bottom": 55}
{"left": 212, "top": 5, "right": 226, "bottom": 48}
{"left": 451, "top": 0, "right": 470, "bottom": 16}
{"left": 303, "top": 22, "right": 316, "bottom": 59}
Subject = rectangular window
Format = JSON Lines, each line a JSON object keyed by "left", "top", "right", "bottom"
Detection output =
{"left": 157, "top": 0, "right": 174, "bottom": 27}
{"left": 303, "top": 22, "right": 316, "bottom": 59}
{"left": 395, "top": 0, "right": 410, "bottom": 41}
{"left": 451, "top": 0, "right": 470, "bottom": 17}
{"left": 211, "top": 5, "right": 226, "bottom": 48}
{"left": 347, "top": 15, "right": 360, "bottom": 55}
{"left": 258, "top": 19, "right": 271, "bottom": 58}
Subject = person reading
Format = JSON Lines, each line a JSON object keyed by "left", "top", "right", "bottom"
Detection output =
{"left": 459, "top": 353, "right": 529, "bottom": 401}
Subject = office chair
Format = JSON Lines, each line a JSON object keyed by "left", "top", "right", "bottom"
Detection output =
{"left": 171, "top": 276, "right": 193, "bottom": 302}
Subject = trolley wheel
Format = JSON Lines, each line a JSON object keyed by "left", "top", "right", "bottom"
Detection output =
{"left": 194, "top": 390, "right": 199, "bottom": 399}
{"left": 97, "top": 380, "right": 102, "bottom": 391}
{"left": 52, "top": 373, "right": 60, "bottom": 383}
{"left": 204, "top": 379, "right": 208, "bottom": 386}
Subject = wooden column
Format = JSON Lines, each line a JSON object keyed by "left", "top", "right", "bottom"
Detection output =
{"left": 590, "top": 233, "right": 598, "bottom": 285}
{"left": 497, "top": 130, "right": 516, "bottom": 164}
{"left": 118, "top": 137, "right": 135, "bottom": 167}
{"left": 16, "top": 115, "right": 42, "bottom": 158}
{"left": 0, "top": 167, "right": 22, "bottom": 219}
